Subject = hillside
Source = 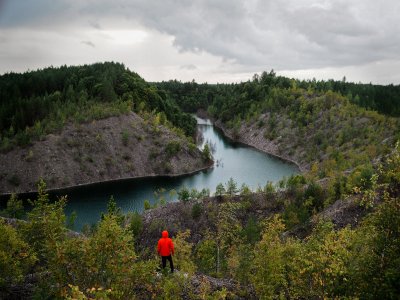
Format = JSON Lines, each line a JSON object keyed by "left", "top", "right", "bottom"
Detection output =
{"left": 160, "top": 73, "right": 399, "bottom": 177}
{"left": 0, "top": 62, "right": 210, "bottom": 194}
{"left": 213, "top": 92, "right": 397, "bottom": 174}
{"left": 0, "top": 66, "right": 399, "bottom": 299}
{"left": 1, "top": 141, "right": 398, "bottom": 299}
{"left": 0, "top": 112, "right": 210, "bottom": 194}
{"left": 0, "top": 62, "right": 197, "bottom": 152}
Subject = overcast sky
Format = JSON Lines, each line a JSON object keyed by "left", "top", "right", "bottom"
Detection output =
{"left": 0, "top": 0, "right": 399, "bottom": 84}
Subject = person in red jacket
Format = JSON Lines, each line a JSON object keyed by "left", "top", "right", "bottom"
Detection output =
{"left": 157, "top": 230, "right": 174, "bottom": 273}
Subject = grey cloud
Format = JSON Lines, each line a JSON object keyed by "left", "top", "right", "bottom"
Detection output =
{"left": 279, "top": 1, "right": 400, "bottom": 68}
{"left": 180, "top": 64, "right": 197, "bottom": 70}
{"left": 81, "top": 40, "right": 95, "bottom": 47}
{"left": 89, "top": 20, "right": 102, "bottom": 30}
{"left": 0, "top": 0, "right": 71, "bottom": 27}
{"left": 1, "top": 0, "right": 400, "bottom": 74}
{"left": 105, "top": 0, "right": 400, "bottom": 70}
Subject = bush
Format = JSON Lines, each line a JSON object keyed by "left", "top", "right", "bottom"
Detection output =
{"left": 128, "top": 212, "right": 143, "bottom": 237}
{"left": 1, "top": 193, "right": 24, "bottom": 219}
{"left": 121, "top": 129, "right": 129, "bottom": 146}
{"left": 165, "top": 140, "right": 181, "bottom": 157}
{"left": 359, "top": 165, "right": 375, "bottom": 189}
{"left": 226, "top": 177, "right": 238, "bottom": 196}
{"left": 191, "top": 203, "right": 202, "bottom": 219}
{"left": 144, "top": 199, "right": 152, "bottom": 210}
{"left": 49, "top": 215, "right": 155, "bottom": 299}
{"left": 163, "top": 162, "right": 172, "bottom": 173}
{"left": 16, "top": 130, "right": 31, "bottom": 147}
{"left": 303, "top": 181, "right": 325, "bottom": 212}
{"left": 0, "top": 220, "right": 37, "bottom": 289}
{"left": 188, "top": 142, "right": 197, "bottom": 155}
{"left": 195, "top": 238, "right": 218, "bottom": 275}
{"left": 173, "top": 230, "right": 196, "bottom": 274}
{"left": 257, "top": 119, "right": 265, "bottom": 128}
{"left": 263, "top": 181, "right": 275, "bottom": 199}
{"left": 178, "top": 187, "right": 190, "bottom": 203}
{"left": 215, "top": 183, "right": 226, "bottom": 198}
{"left": 21, "top": 179, "right": 67, "bottom": 262}
{"left": 202, "top": 143, "right": 212, "bottom": 161}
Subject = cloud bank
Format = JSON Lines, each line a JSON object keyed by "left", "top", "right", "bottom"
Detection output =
{"left": 0, "top": 0, "right": 399, "bottom": 83}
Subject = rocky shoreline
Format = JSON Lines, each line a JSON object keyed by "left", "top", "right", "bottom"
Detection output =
{"left": 0, "top": 162, "right": 213, "bottom": 198}
{"left": 197, "top": 109, "right": 305, "bottom": 172}
{"left": 1, "top": 111, "right": 304, "bottom": 197}
{"left": 213, "top": 120, "right": 305, "bottom": 172}
{"left": 0, "top": 112, "right": 211, "bottom": 195}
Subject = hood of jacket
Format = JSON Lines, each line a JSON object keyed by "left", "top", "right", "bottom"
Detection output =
{"left": 162, "top": 230, "right": 169, "bottom": 238}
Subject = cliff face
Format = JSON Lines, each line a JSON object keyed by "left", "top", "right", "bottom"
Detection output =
{"left": 0, "top": 112, "right": 208, "bottom": 194}
{"left": 214, "top": 118, "right": 305, "bottom": 171}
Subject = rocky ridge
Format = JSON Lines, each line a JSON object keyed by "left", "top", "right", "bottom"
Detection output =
{"left": 0, "top": 112, "right": 210, "bottom": 194}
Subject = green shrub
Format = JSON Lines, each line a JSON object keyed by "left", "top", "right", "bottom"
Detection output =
{"left": 188, "top": 142, "right": 197, "bottom": 155}
{"left": 263, "top": 181, "right": 275, "bottom": 199}
{"left": 303, "top": 181, "right": 325, "bottom": 212}
{"left": 143, "top": 199, "right": 152, "bottom": 210}
{"left": 21, "top": 179, "right": 67, "bottom": 262}
{"left": 128, "top": 212, "right": 143, "bottom": 238}
{"left": 1, "top": 193, "right": 24, "bottom": 219}
{"left": 226, "top": 177, "right": 238, "bottom": 196}
{"left": 165, "top": 140, "right": 181, "bottom": 157}
{"left": 191, "top": 203, "right": 202, "bottom": 219}
{"left": 163, "top": 162, "right": 172, "bottom": 173}
{"left": 0, "top": 220, "right": 37, "bottom": 289}
{"left": 195, "top": 238, "right": 218, "bottom": 275}
{"left": 121, "top": 129, "right": 129, "bottom": 146}
{"left": 25, "top": 150, "right": 34, "bottom": 162}
{"left": 359, "top": 165, "right": 375, "bottom": 189}
{"left": 178, "top": 187, "right": 190, "bottom": 202}
{"left": 16, "top": 130, "right": 31, "bottom": 147}
{"left": 202, "top": 143, "right": 212, "bottom": 161}
{"left": 215, "top": 183, "right": 226, "bottom": 198}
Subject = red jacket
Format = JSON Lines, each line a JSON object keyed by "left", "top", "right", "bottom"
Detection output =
{"left": 157, "top": 230, "right": 174, "bottom": 256}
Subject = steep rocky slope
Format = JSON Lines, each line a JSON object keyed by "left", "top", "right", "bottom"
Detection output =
{"left": 213, "top": 96, "right": 397, "bottom": 174}
{"left": 0, "top": 112, "right": 209, "bottom": 194}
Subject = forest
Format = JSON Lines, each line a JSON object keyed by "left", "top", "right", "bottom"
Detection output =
{"left": 0, "top": 62, "right": 196, "bottom": 152}
{"left": 0, "top": 63, "right": 399, "bottom": 299}
{"left": 157, "top": 70, "right": 400, "bottom": 117}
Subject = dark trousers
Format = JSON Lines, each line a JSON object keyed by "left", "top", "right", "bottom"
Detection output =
{"left": 161, "top": 255, "right": 174, "bottom": 273}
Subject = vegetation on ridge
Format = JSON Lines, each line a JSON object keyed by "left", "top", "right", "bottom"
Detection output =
{"left": 1, "top": 65, "right": 399, "bottom": 298}
{"left": 0, "top": 63, "right": 213, "bottom": 194}
{"left": 0, "top": 62, "right": 197, "bottom": 151}
{"left": 159, "top": 71, "right": 399, "bottom": 175}
{"left": 1, "top": 142, "right": 399, "bottom": 299}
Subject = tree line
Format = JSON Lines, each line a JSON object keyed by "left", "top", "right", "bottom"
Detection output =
{"left": 0, "top": 62, "right": 196, "bottom": 151}
{"left": 157, "top": 70, "right": 400, "bottom": 117}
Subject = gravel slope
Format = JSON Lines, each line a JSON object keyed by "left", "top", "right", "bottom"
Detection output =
{"left": 0, "top": 112, "right": 209, "bottom": 194}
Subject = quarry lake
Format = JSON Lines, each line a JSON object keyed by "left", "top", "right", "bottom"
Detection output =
{"left": 57, "top": 117, "right": 299, "bottom": 230}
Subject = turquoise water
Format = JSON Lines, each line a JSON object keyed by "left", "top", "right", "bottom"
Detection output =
{"left": 58, "top": 117, "right": 298, "bottom": 230}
